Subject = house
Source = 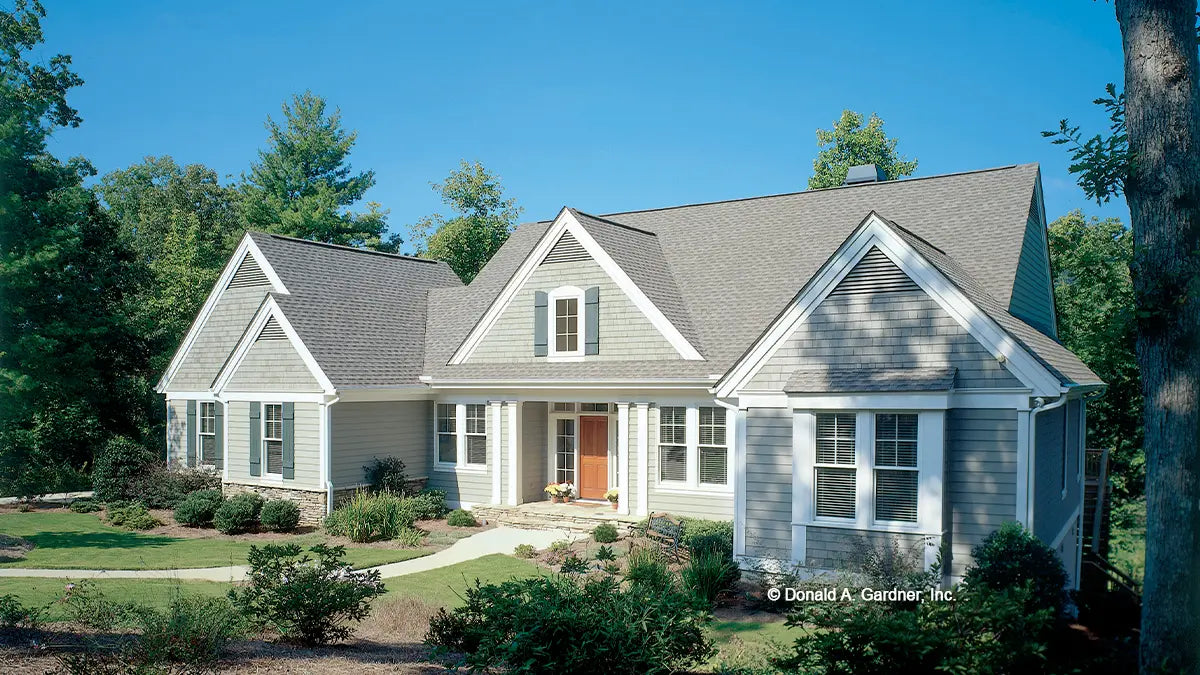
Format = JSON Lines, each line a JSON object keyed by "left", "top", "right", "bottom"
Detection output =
{"left": 156, "top": 163, "right": 1102, "bottom": 584}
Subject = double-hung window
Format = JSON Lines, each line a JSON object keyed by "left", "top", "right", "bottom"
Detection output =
{"left": 465, "top": 404, "right": 488, "bottom": 465}
{"left": 436, "top": 403, "right": 488, "bottom": 468}
{"left": 873, "top": 413, "right": 919, "bottom": 523}
{"left": 658, "top": 406, "right": 687, "bottom": 482}
{"left": 555, "top": 297, "right": 579, "bottom": 354}
{"left": 814, "top": 413, "right": 857, "bottom": 519}
{"left": 198, "top": 402, "right": 216, "bottom": 466}
{"left": 698, "top": 406, "right": 728, "bottom": 486}
{"left": 263, "top": 403, "right": 283, "bottom": 475}
{"left": 437, "top": 404, "right": 457, "bottom": 464}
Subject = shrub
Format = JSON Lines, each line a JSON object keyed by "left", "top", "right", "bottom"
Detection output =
{"left": 850, "top": 535, "right": 941, "bottom": 606}
{"left": 426, "top": 574, "right": 714, "bottom": 674}
{"left": 395, "top": 527, "right": 425, "bottom": 548}
{"left": 681, "top": 549, "right": 739, "bottom": 605}
{"left": 447, "top": 508, "right": 478, "bottom": 527}
{"left": 0, "top": 593, "right": 44, "bottom": 630}
{"left": 964, "top": 522, "right": 1069, "bottom": 615}
{"left": 560, "top": 554, "right": 589, "bottom": 575}
{"left": 625, "top": 545, "right": 674, "bottom": 592}
{"left": 133, "top": 594, "right": 245, "bottom": 666}
{"left": 324, "top": 491, "right": 417, "bottom": 542}
{"left": 680, "top": 518, "right": 734, "bottom": 558}
{"left": 259, "top": 499, "right": 301, "bottom": 533}
{"left": 213, "top": 492, "right": 264, "bottom": 535}
{"left": 62, "top": 581, "right": 138, "bottom": 629}
{"left": 107, "top": 502, "right": 161, "bottom": 530}
{"left": 549, "top": 540, "right": 573, "bottom": 554}
{"left": 363, "top": 456, "right": 413, "bottom": 495}
{"left": 92, "top": 436, "right": 156, "bottom": 502}
{"left": 513, "top": 543, "right": 537, "bottom": 558}
{"left": 173, "top": 489, "right": 225, "bottom": 527}
{"left": 68, "top": 497, "right": 101, "bottom": 513}
{"left": 228, "top": 543, "right": 385, "bottom": 645}
{"left": 408, "top": 489, "right": 448, "bottom": 520}
{"left": 595, "top": 545, "right": 616, "bottom": 561}
{"left": 592, "top": 522, "right": 619, "bottom": 543}
{"left": 132, "top": 467, "right": 221, "bottom": 509}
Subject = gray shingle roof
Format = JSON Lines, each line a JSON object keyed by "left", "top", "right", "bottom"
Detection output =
{"left": 424, "top": 164, "right": 1099, "bottom": 387}
{"left": 784, "top": 367, "right": 958, "bottom": 393}
{"left": 248, "top": 233, "right": 462, "bottom": 388}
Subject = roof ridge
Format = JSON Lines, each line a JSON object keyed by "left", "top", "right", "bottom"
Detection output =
{"left": 568, "top": 208, "right": 658, "bottom": 237}
{"left": 251, "top": 231, "right": 444, "bottom": 265}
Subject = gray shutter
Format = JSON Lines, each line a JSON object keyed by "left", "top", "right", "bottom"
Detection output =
{"left": 249, "top": 402, "right": 261, "bottom": 477}
{"left": 214, "top": 403, "right": 224, "bottom": 471}
{"left": 282, "top": 402, "right": 295, "bottom": 480}
{"left": 185, "top": 400, "right": 197, "bottom": 468}
{"left": 533, "top": 291, "right": 548, "bottom": 356}
{"left": 584, "top": 286, "right": 600, "bottom": 355}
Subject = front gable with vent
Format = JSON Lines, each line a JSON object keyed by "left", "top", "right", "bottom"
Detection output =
{"left": 212, "top": 297, "right": 333, "bottom": 395}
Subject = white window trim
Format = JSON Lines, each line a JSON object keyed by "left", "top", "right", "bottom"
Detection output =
{"left": 464, "top": 403, "right": 489, "bottom": 467}
{"left": 654, "top": 403, "right": 734, "bottom": 493}
{"left": 433, "top": 403, "right": 489, "bottom": 473}
{"left": 261, "top": 402, "right": 284, "bottom": 479}
{"left": 547, "top": 285, "right": 585, "bottom": 361}
{"left": 548, "top": 412, "right": 579, "bottom": 486}
{"left": 811, "top": 412, "right": 858, "bottom": 522}
{"left": 871, "top": 412, "right": 921, "bottom": 525}
{"left": 197, "top": 401, "right": 217, "bottom": 469}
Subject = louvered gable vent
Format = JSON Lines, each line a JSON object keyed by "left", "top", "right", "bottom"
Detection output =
{"left": 257, "top": 317, "right": 286, "bottom": 341}
{"left": 227, "top": 255, "right": 270, "bottom": 288}
{"left": 542, "top": 231, "right": 589, "bottom": 265}
{"left": 829, "top": 246, "right": 919, "bottom": 296}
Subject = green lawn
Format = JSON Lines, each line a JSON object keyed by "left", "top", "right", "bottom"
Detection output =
{"left": 1109, "top": 498, "right": 1146, "bottom": 585}
{"left": 382, "top": 553, "right": 546, "bottom": 608}
{"left": 0, "top": 511, "right": 431, "bottom": 570}
{"left": 0, "top": 578, "right": 233, "bottom": 622}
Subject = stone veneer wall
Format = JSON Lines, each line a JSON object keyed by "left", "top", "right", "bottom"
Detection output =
{"left": 222, "top": 483, "right": 327, "bottom": 526}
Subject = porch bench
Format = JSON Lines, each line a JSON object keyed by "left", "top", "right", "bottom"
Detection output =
{"left": 641, "top": 512, "right": 686, "bottom": 561}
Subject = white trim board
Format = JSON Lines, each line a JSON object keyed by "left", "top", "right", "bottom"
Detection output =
{"left": 211, "top": 296, "right": 335, "bottom": 396}
{"left": 156, "top": 234, "right": 288, "bottom": 393}
{"left": 449, "top": 207, "right": 704, "bottom": 364}
{"left": 714, "top": 212, "right": 1063, "bottom": 399}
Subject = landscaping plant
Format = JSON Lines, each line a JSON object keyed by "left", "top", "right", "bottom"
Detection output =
{"left": 68, "top": 497, "right": 101, "bottom": 513}
{"left": 106, "top": 502, "right": 161, "bottom": 530}
{"left": 91, "top": 436, "right": 156, "bottom": 503}
{"left": 426, "top": 573, "right": 715, "bottom": 674}
{"left": 595, "top": 545, "right": 616, "bottom": 562}
{"left": 324, "top": 490, "right": 418, "bottom": 542}
{"left": 259, "top": 498, "right": 301, "bottom": 533}
{"left": 133, "top": 467, "right": 221, "bottom": 509}
{"left": 228, "top": 543, "right": 386, "bottom": 645}
{"left": 447, "top": 508, "right": 478, "bottom": 527}
{"left": 363, "top": 456, "right": 413, "bottom": 495}
{"left": 394, "top": 527, "right": 425, "bottom": 548}
{"left": 513, "top": 544, "right": 537, "bottom": 558}
{"left": 172, "top": 489, "right": 225, "bottom": 527}
{"left": 680, "top": 548, "right": 739, "bottom": 605}
{"left": 409, "top": 489, "right": 448, "bottom": 520}
{"left": 592, "top": 522, "right": 619, "bottom": 543}
{"left": 624, "top": 545, "right": 674, "bottom": 592}
{"left": 131, "top": 594, "right": 246, "bottom": 666}
{"left": 213, "top": 492, "right": 264, "bottom": 534}
{"left": 964, "top": 521, "right": 1069, "bottom": 616}
{"left": 559, "top": 554, "right": 589, "bottom": 575}
{"left": 0, "top": 593, "right": 44, "bottom": 631}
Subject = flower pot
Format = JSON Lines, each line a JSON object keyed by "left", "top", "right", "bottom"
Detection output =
{"left": 610, "top": 502, "right": 618, "bottom": 510}
{"left": 563, "top": 496, "right": 572, "bottom": 503}
{"left": 550, "top": 495, "right": 561, "bottom": 503}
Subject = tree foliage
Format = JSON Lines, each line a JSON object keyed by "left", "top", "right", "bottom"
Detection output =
{"left": 1042, "top": 84, "right": 1129, "bottom": 204}
{"left": 808, "top": 110, "right": 918, "bottom": 189}
{"left": 241, "top": 91, "right": 395, "bottom": 250}
{"left": 410, "top": 160, "right": 522, "bottom": 283}
{"left": 1048, "top": 211, "right": 1143, "bottom": 499}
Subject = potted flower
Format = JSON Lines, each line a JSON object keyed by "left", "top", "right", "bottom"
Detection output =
{"left": 559, "top": 482, "right": 575, "bottom": 503}
{"left": 603, "top": 488, "right": 620, "bottom": 510}
{"left": 544, "top": 483, "right": 563, "bottom": 503}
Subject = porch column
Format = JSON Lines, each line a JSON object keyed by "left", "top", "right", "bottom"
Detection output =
{"left": 616, "top": 402, "right": 630, "bottom": 515}
{"left": 490, "top": 400, "right": 502, "bottom": 505}
{"left": 507, "top": 400, "right": 522, "bottom": 505}
{"left": 635, "top": 402, "right": 649, "bottom": 516}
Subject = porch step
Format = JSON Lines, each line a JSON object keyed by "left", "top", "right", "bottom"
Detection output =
{"left": 471, "top": 504, "right": 641, "bottom": 536}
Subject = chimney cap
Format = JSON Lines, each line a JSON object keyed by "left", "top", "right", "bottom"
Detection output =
{"left": 844, "top": 164, "right": 887, "bottom": 185}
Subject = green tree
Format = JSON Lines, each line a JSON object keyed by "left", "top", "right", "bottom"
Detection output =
{"left": 0, "top": 0, "right": 147, "bottom": 496}
{"left": 410, "top": 160, "right": 522, "bottom": 283}
{"left": 241, "top": 91, "right": 395, "bottom": 250}
{"left": 807, "top": 110, "right": 918, "bottom": 189}
{"left": 1048, "top": 211, "right": 1142, "bottom": 500}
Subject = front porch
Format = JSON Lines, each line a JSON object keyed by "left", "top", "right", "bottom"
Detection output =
{"left": 472, "top": 500, "right": 642, "bottom": 535}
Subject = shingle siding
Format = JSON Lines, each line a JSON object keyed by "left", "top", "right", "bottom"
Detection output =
{"left": 226, "top": 400, "right": 322, "bottom": 491}
{"left": 225, "top": 338, "right": 323, "bottom": 393}
{"left": 165, "top": 286, "right": 269, "bottom": 391}
{"left": 743, "top": 408, "right": 793, "bottom": 560}
{"left": 946, "top": 408, "right": 1018, "bottom": 577}
{"left": 1009, "top": 214, "right": 1057, "bottom": 338}
{"left": 805, "top": 527, "right": 928, "bottom": 571}
{"left": 467, "top": 258, "right": 681, "bottom": 363}
{"left": 330, "top": 401, "right": 431, "bottom": 488}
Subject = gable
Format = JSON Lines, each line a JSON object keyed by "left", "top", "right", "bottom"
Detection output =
{"left": 163, "top": 285, "right": 272, "bottom": 392}
{"left": 747, "top": 246, "right": 1021, "bottom": 391}
{"left": 223, "top": 329, "right": 323, "bottom": 393}
{"left": 1008, "top": 189, "right": 1057, "bottom": 338}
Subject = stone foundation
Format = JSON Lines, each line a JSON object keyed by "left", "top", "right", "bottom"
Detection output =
{"left": 221, "top": 483, "right": 327, "bottom": 526}
{"left": 471, "top": 503, "right": 640, "bottom": 535}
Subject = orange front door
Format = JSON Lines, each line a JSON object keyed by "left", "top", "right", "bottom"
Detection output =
{"left": 578, "top": 415, "right": 608, "bottom": 500}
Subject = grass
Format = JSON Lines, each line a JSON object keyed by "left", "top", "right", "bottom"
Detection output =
{"left": 1109, "top": 497, "right": 1146, "bottom": 586}
{"left": 704, "top": 616, "right": 794, "bottom": 672}
{"left": 0, "top": 511, "right": 432, "bottom": 570}
{"left": 0, "top": 578, "right": 234, "bottom": 622}
{"left": 383, "top": 553, "right": 545, "bottom": 608}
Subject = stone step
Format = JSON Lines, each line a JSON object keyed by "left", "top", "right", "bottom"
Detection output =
{"left": 471, "top": 506, "right": 640, "bottom": 536}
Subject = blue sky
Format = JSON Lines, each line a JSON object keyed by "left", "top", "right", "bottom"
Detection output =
{"left": 38, "top": 0, "right": 1128, "bottom": 252}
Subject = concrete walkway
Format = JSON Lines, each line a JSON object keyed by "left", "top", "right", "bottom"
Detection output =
{"left": 0, "top": 491, "right": 92, "bottom": 506}
{"left": 0, "top": 526, "right": 577, "bottom": 582}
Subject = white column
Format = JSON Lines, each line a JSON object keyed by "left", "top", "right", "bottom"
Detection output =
{"left": 616, "top": 402, "right": 630, "bottom": 515}
{"left": 1016, "top": 408, "right": 1031, "bottom": 527}
{"left": 490, "top": 400, "right": 502, "bottom": 505}
{"left": 792, "top": 411, "right": 814, "bottom": 565}
{"left": 507, "top": 401, "right": 522, "bottom": 506}
{"left": 918, "top": 411, "right": 945, "bottom": 572}
{"left": 636, "top": 403, "right": 649, "bottom": 516}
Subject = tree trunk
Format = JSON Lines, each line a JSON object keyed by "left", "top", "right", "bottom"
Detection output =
{"left": 1115, "top": 1, "right": 1200, "bottom": 672}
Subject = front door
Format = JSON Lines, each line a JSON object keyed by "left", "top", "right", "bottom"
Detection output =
{"left": 578, "top": 415, "right": 608, "bottom": 500}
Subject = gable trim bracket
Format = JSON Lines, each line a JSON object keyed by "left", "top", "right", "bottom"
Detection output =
{"left": 210, "top": 295, "right": 335, "bottom": 396}
{"left": 714, "top": 212, "right": 1062, "bottom": 399}
{"left": 449, "top": 207, "right": 704, "bottom": 364}
{"left": 155, "top": 233, "right": 289, "bottom": 393}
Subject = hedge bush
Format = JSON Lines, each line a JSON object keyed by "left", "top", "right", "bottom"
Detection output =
{"left": 408, "top": 489, "right": 447, "bottom": 520}
{"left": 964, "top": 522, "right": 1069, "bottom": 615}
{"left": 92, "top": 436, "right": 156, "bottom": 502}
{"left": 68, "top": 498, "right": 101, "bottom": 513}
{"left": 213, "top": 493, "right": 264, "bottom": 535}
{"left": 324, "top": 491, "right": 417, "bottom": 542}
{"left": 133, "top": 467, "right": 221, "bottom": 509}
{"left": 260, "top": 499, "right": 301, "bottom": 533}
{"left": 107, "top": 502, "right": 160, "bottom": 530}
{"left": 447, "top": 508, "right": 478, "bottom": 527}
{"left": 593, "top": 522, "right": 619, "bottom": 543}
{"left": 363, "top": 457, "right": 412, "bottom": 496}
{"left": 173, "top": 489, "right": 225, "bottom": 527}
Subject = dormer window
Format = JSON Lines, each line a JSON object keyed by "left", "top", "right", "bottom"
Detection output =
{"left": 548, "top": 286, "right": 585, "bottom": 358}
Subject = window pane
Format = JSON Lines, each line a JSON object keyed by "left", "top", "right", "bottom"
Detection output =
{"left": 699, "top": 446, "right": 727, "bottom": 485}
{"left": 874, "top": 413, "right": 918, "bottom": 468}
{"left": 466, "top": 435, "right": 487, "bottom": 465}
{"left": 699, "top": 406, "right": 726, "bottom": 447}
{"left": 660, "top": 445, "right": 687, "bottom": 482}
{"left": 552, "top": 402, "right": 575, "bottom": 412}
{"left": 875, "top": 469, "right": 918, "bottom": 522}
{"left": 565, "top": 334, "right": 577, "bottom": 351}
{"left": 465, "top": 404, "right": 486, "bottom": 434}
{"left": 815, "top": 467, "right": 856, "bottom": 518}
{"left": 438, "top": 434, "right": 456, "bottom": 463}
{"left": 580, "top": 403, "right": 609, "bottom": 412}
{"left": 200, "top": 436, "right": 217, "bottom": 463}
{"left": 265, "top": 440, "right": 283, "bottom": 474}
{"left": 816, "top": 413, "right": 855, "bottom": 465}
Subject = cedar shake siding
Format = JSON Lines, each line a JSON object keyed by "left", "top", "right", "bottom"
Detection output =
{"left": 224, "top": 337, "right": 323, "bottom": 393}
{"left": 165, "top": 285, "right": 271, "bottom": 391}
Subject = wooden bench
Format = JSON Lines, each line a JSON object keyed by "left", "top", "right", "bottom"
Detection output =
{"left": 642, "top": 512, "right": 685, "bottom": 561}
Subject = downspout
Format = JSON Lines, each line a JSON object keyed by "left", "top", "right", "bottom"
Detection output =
{"left": 325, "top": 394, "right": 340, "bottom": 516}
{"left": 1026, "top": 393, "right": 1069, "bottom": 532}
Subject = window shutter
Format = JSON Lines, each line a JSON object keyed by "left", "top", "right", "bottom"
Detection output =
{"left": 185, "top": 400, "right": 197, "bottom": 468}
{"left": 533, "top": 291, "right": 548, "bottom": 356}
{"left": 584, "top": 286, "right": 599, "bottom": 355}
{"left": 249, "top": 402, "right": 261, "bottom": 477}
{"left": 214, "top": 403, "right": 224, "bottom": 471}
{"left": 282, "top": 402, "right": 295, "bottom": 480}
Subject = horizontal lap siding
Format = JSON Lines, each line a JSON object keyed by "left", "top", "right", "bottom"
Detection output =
{"left": 166, "top": 400, "right": 188, "bottom": 468}
{"left": 650, "top": 490, "right": 733, "bottom": 520}
{"left": 748, "top": 289, "right": 1021, "bottom": 390}
{"left": 744, "top": 408, "right": 793, "bottom": 560}
{"left": 467, "top": 258, "right": 680, "bottom": 362}
{"left": 225, "top": 401, "right": 322, "bottom": 491}
{"left": 522, "top": 402, "right": 548, "bottom": 500}
{"left": 946, "top": 408, "right": 1018, "bottom": 577}
{"left": 330, "top": 401, "right": 431, "bottom": 488}
{"left": 166, "top": 285, "right": 269, "bottom": 391}
{"left": 427, "top": 406, "right": 493, "bottom": 507}
{"left": 627, "top": 407, "right": 639, "bottom": 512}
{"left": 1033, "top": 400, "right": 1082, "bottom": 544}
{"left": 806, "top": 527, "right": 927, "bottom": 571}
{"left": 225, "top": 339, "right": 322, "bottom": 393}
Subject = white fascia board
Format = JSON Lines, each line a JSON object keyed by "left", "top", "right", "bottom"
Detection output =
{"left": 425, "top": 379, "right": 715, "bottom": 390}
{"left": 335, "top": 386, "right": 434, "bottom": 402}
{"left": 449, "top": 208, "right": 703, "bottom": 363}
{"left": 211, "top": 296, "right": 335, "bottom": 396}
{"left": 786, "top": 392, "right": 951, "bottom": 410}
{"left": 716, "top": 213, "right": 1062, "bottom": 398}
{"left": 156, "top": 234, "right": 288, "bottom": 393}
{"left": 163, "top": 391, "right": 220, "bottom": 401}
